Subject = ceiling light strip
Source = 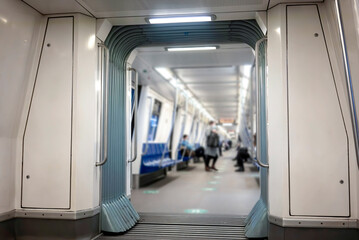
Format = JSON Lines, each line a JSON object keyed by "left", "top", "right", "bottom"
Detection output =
{"left": 167, "top": 46, "right": 217, "bottom": 52}
{"left": 148, "top": 15, "right": 214, "bottom": 24}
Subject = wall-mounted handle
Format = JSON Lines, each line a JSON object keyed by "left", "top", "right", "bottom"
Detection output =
{"left": 128, "top": 68, "right": 138, "bottom": 163}
{"left": 96, "top": 43, "right": 109, "bottom": 167}
{"left": 335, "top": 0, "right": 359, "bottom": 168}
{"left": 255, "top": 37, "right": 269, "bottom": 169}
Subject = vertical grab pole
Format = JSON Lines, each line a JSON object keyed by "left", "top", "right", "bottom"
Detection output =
{"left": 255, "top": 37, "right": 269, "bottom": 168}
{"left": 128, "top": 68, "right": 138, "bottom": 163}
{"left": 96, "top": 43, "right": 109, "bottom": 167}
{"left": 175, "top": 95, "right": 187, "bottom": 161}
{"left": 335, "top": 0, "right": 359, "bottom": 168}
{"left": 142, "top": 97, "right": 153, "bottom": 155}
{"left": 180, "top": 97, "right": 189, "bottom": 162}
{"left": 250, "top": 64, "right": 255, "bottom": 157}
{"left": 160, "top": 88, "right": 178, "bottom": 167}
{"left": 187, "top": 107, "right": 198, "bottom": 157}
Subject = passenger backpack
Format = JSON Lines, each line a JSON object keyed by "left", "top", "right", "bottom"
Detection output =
{"left": 207, "top": 131, "right": 219, "bottom": 148}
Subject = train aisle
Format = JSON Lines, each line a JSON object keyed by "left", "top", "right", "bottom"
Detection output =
{"left": 131, "top": 149, "right": 260, "bottom": 216}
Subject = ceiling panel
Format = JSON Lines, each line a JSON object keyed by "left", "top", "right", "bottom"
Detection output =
{"left": 80, "top": 0, "right": 268, "bottom": 18}
{"left": 132, "top": 43, "right": 253, "bottom": 121}
{"left": 136, "top": 45, "right": 254, "bottom": 69}
{"left": 182, "top": 77, "right": 238, "bottom": 84}
{"left": 22, "top": 0, "right": 92, "bottom": 15}
{"left": 268, "top": 0, "right": 323, "bottom": 9}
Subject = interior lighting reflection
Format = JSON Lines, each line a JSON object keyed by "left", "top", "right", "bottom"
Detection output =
{"left": 167, "top": 46, "right": 217, "bottom": 52}
{"left": 184, "top": 209, "right": 208, "bottom": 214}
{"left": 148, "top": 15, "right": 213, "bottom": 24}
{"left": 155, "top": 67, "right": 173, "bottom": 80}
{"left": 202, "top": 187, "right": 216, "bottom": 191}
{"left": 0, "top": 17, "right": 8, "bottom": 23}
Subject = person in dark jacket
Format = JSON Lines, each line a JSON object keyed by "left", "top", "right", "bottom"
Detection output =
{"left": 235, "top": 147, "right": 251, "bottom": 172}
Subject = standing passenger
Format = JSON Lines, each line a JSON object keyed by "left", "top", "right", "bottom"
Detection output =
{"left": 204, "top": 121, "right": 219, "bottom": 171}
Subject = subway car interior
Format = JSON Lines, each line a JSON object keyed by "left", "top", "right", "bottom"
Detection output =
{"left": 1, "top": 0, "right": 359, "bottom": 239}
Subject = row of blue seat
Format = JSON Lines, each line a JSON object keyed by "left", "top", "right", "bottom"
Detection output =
{"left": 140, "top": 143, "right": 193, "bottom": 174}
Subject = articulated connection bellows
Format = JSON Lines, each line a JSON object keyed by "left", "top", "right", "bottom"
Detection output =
{"left": 101, "top": 20, "right": 267, "bottom": 236}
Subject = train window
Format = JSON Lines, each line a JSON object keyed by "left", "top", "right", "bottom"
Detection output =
{"left": 147, "top": 99, "right": 162, "bottom": 141}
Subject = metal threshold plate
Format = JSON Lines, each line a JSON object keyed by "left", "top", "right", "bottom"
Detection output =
{"left": 98, "top": 213, "right": 248, "bottom": 240}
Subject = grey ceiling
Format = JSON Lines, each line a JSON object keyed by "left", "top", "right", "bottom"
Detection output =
{"left": 22, "top": 0, "right": 323, "bottom": 18}
{"left": 132, "top": 43, "right": 254, "bottom": 122}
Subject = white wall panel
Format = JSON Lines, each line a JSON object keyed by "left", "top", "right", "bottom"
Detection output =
{"left": 0, "top": 0, "right": 42, "bottom": 214}
{"left": 71, "top": 15, "right": 99, "bottom": 210}
{"left": 22, "top": 17, "right": 73, "bottom": 209}
{"left": 267, "top": 3, "right": 289, "bottom": 219}
{"left": 287, "top": 5, "right": 349, "bottom": 216}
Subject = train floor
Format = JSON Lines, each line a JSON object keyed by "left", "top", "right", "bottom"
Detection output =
{"left": 131, "top": 149, "right": 260, "bottom": 216}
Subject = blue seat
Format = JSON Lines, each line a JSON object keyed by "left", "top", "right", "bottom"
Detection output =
{"left": 177, "top": 148, "right": 191, "bottom": 162}
{"left": 253, "top": 157, "right": 260, "bottom": 170}
{"left": 140, "top": 143, "right": 176, "bottom": 174}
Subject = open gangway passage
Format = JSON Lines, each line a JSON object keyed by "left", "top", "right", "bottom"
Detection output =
{"left": 131, "top": 150, "right": 260, "bottom": 215}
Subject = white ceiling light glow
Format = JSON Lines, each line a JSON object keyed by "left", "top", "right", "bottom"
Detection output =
{"left": 155, "top": 66, "right": 215, "bottom": 121}
{"left": 155, "top": 67, "right": 173, "bottom": 80}
{"left": 241, "top": 77, "right": 250, "bottom": 91}
{"left": 241, "top": 64, "right": 252, "bottom": 78}
{"left": 167, "top": 46, "right": 217, "bottom": 52}
{"left": 148, "top": 15, "right": 213, "bottom": 24}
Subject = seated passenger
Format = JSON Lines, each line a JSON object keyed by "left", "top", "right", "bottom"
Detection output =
{"left": 235, "top": 147, "right": 251, "bottom": 172}
{"left": 227, "top": 139, "right": 232, "bottom": 148}
{"left": 180, "top": 134, "right": 205, "bottom": 160}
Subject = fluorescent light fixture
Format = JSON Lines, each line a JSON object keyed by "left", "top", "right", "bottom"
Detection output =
{"left": 241, "top": 77, "right": 249, "bottom": 90}
{"left": 184, "top": 90, "right": 192, "bottom": 98}
{"left": 155, "top": 67, "right": 173, "bottom": 80}
{"left": 241, "top": 64, "right": 252, "bottom": 78}
{"left": 241, "top": 89, "right": 247, "bottom": 100}
{"left": 222, "top": 123, "right": 233, "bottom": 126}
{"left": 169, "top": 79, "right": 178, "bottom": 87}
{"left": 148, "top": 15, "right": 213, "bottom": 24}
{"left": 167, "top": 46, "right": 217, "bottom": 52}
{"left": 177, "top": 83, "right": 184, "bottom": 90}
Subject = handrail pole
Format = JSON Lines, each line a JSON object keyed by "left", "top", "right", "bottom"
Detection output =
{"left": 96, "top": 43, "right": 109, "bottom": 167}
{"left": 250, "top": 64, "right": 255, "bottom": 157}
{"left": 187, "top": 107, "right": 198, "bottom": 158}
{"left": 198, "top": 112, "right": 206, "bottom": 147}
{"left": 255, "top": 37, "right": 269, "bottom": 168}
{"left": 335, "top": 0, "right": 359, "bottom": 168}
{"left": 175, "top": 96, "right": 187, "bottom": 161}
{"left": 128, "top": 68, "right": 138, "bottom": 163}
{"left": 160, "top": 88, "right": 178, "bottom": 166}
{"left": 142, "top": 97, "right": 153, "bottom": 155}
{"left": 180, "top": 97, "right": 189, "bottom": 162}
